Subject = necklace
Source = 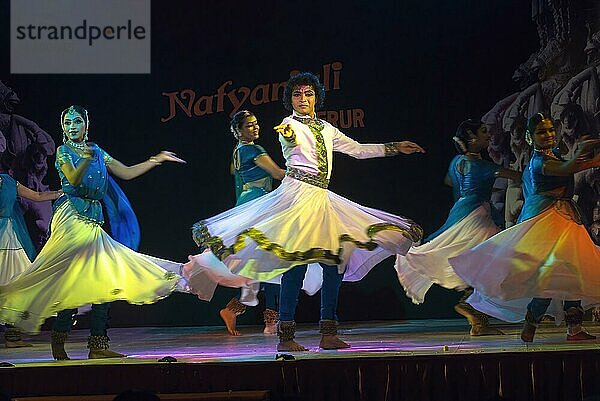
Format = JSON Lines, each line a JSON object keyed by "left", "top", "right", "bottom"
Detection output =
{"left": 535, "top": 148, "right": 559, "bottom": 160}
{"left": 66, "top": 139, "right": 87, "bottom": 150}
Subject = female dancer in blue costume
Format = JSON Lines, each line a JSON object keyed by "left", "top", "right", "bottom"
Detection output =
{"left": 0, "top": 105, "right": 186, "bottom": 359}
{"left": 396, "top": 119, "right": 520, "bottom": 335}
{"left": 218, "top": 110, "right": 286, "bottom": 336}
{"left": 450, "top": 113, "right": 600, "bottom": 342}
{"left": 0, "top": 173, "right": 61, "bottom": 347}
{"left": 189, "top": 72, "right": 425, "bottom": 352}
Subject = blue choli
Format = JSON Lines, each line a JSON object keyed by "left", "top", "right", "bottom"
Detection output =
{"left": 426, "top": 155, "right": 501, "bottom": 242}
{"left": 54, "top": 144, "right": 110, "bottom": 224}
{"left": 517, "top": 149, "right": 577, "bottom": 223}
{"left": 232, "top": 143, "right": 272, "bottom": 206}
{"left": 0, "top": 174, "right": 37, "bottom": 260}
{"left": 53, "top": 144, "right": 141, "bottom": 249}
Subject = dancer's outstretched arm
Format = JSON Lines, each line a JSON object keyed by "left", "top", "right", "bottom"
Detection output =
{"left": 107, "top": 151, "right": 186, "bottom": 180}
{"left": 274, "top": 122, "right": 425, "bottom": 159}
{"left": 17, "top": 184, "right": 62, "bottom": 202}
{"left": 544, "top": 140, "right": 600, "bottom": 176}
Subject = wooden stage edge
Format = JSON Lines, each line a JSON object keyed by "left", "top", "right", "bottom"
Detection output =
{"left": 2, "top": 319, "right": 600, "bottom": 401}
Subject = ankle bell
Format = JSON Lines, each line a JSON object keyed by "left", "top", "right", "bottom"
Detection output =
{"left": 225, "top": 298, "right": 247, "bottom": 315}
{"left": 263, "top": 308, "right": 278, "bottom": 325}
{"left": 87, "top": 335, "right": 110, "bottom": 351}
{"left": 4, "top": 327, "right": 22, "bottom": 342}
{"left": 277, "top": 320, "right": 296, "bottom": 342}
{"left": 319, "top": 319, "right": 338, "bottom": 336}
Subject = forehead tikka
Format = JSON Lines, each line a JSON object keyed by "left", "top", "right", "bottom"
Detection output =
{"left": 66, "top": 106, "right": 79, "bottom": 118}
{"left": 62, "top": 106, "right": 90, "bottom": 126}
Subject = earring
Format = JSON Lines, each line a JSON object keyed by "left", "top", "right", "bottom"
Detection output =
{"left": 525, "top": 131, "right": 533, "bottom": 146}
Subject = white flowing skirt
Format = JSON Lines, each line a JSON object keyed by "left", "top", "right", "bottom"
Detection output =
{"left": 465, "top": 290, "right": 569, "bottom": 324}
{"left": 188, "top": 176, "right": 422, "bottom": 295}
{"left": 182, "top": 251, "right": 323, "bottom": 305}
{"left": 0, "top": 201, "right": 182, "bottom": 333}
{"left": 0, "top": 218, "right": 32, "bottom": 286}
{"left": 395, "top": 204, "right": 500, "bottom": 304}
{"left": 450, "top": 205, "right": 600, "bottom": 306}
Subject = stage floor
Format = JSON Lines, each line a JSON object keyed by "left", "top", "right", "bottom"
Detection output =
{"left": 3, "top": 318, "right": 599, "bottom": 366}
{"left": 2, "top": 319, "right": 600, "bottom": 401}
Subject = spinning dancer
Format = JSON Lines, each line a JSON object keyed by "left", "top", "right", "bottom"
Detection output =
{"left": 396, "top": 119, "right": 520, "bottom": 335}
{"left": 190, "top": 72, "right": 425, "bottom": 351}
{"left": 0, "top": 173, "right": 61, "bottom": 347}
{"left": 0, "top": 105, "right": 185, "bottom": 359}
{"left": 450, "top": 113, "right": 600, "bottom": 342}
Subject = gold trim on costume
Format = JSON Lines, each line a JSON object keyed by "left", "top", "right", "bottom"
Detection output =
{"left": 384, "top": 142, "right": 400, "bottom": 157}
{"left": 241, "top": 177, "right": 273, "bottom": 192}
{"left": 192, "top": 219, "right": 423, "bottom": 264}
{"left": 292, "top": 116, "right": 328, "bottom": 179}
{"left": 367, "top": 222, "right": 423, "bottom": 243}
{"left": 286, "top": 167, "right": 329, "bottom": 189}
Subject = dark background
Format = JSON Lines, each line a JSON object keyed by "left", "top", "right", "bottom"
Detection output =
{"left": 1, "top": 0, "right": 538, "bottom": 328}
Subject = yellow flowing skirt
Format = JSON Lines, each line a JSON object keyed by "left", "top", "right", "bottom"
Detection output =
{"left": 450, "top": 206, "right": 600, "bottom": 303}
{"left": 0, "top": 201, "right": 181, "bottom": 333}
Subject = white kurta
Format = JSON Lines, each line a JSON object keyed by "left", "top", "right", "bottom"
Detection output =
{"left": 182, "top": 113, "right": 422, "bottom": 302}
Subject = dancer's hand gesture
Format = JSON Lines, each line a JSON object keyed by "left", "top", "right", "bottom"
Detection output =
{"left": 395, "top": 141, "right": 426, "bottom": 154}
{"left": 153, "top": 151, "right": 187, "bottom": 164}
{"left": 274, "top": 124, "right": 295, "bottom": 139}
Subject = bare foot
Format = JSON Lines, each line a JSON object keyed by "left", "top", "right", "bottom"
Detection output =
{"left": 567, "top": 330, "right": 596, "bottom": 341}
{"left": 263, "top": 323, "right": 277, "bottom": 335}
{"left": 470, "top": 325, "right": 504, "bottom": 336}
{"left": 219, "top": 308, "right": 240, "bottom": 336}
{"left": 319, "top": 335, "right": 350, "bottom": 350}
{"left": 277, "top": 340, "right": 308, "bottom": 352}
{"left": 6, "top": 340, "right": 33, "bottom": 348}
{"left": 88, "top": 349, "right": 127, "bottom": 359}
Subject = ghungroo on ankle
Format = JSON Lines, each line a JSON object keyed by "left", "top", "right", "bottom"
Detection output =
{"left": 50, "top": 330, "right": 68, "bottom": 344}
{"left": 263, "top": 309, "right": 278, "bottom": 325}
{"left": 4, "top": 328, "right": 22, "bottom": 342}
{"left": 319, "top": 319, "right": 339, "bottom": 335}
{"left": 225, "top": 298, "right": 247, "bottom": 315}
{"left": 277, "top": 321, "right": 296, "bottom": 342}
{"left": 87, "top": 335, "right": 110, "bottom": 350}
{"left": 565, "top": 306, "right": 584, "bottom": 327}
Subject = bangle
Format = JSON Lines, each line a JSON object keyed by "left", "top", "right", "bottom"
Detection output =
{"left": 384, "top": 142, "right": 400, "bottom": 157}
{"left": 149, "top": 156, "right": 162, "bottom": 165}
